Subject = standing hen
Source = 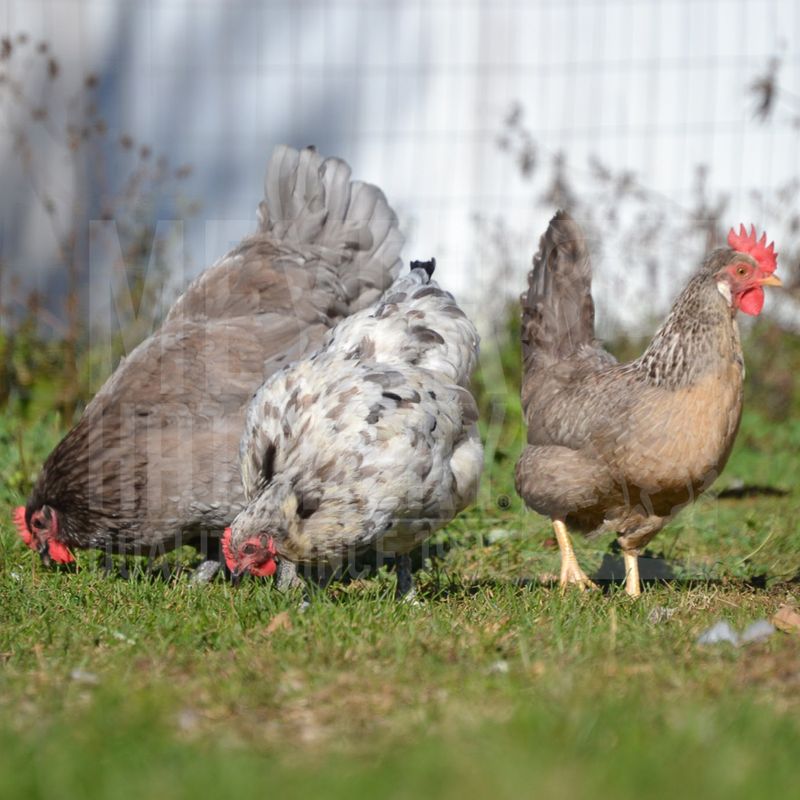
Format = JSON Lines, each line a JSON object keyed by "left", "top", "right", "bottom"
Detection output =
{"left": 13, "top": 146, "right": 403, "bottom": 568}
{"left": 222, "top": 260, "right": 483, "bottom": 597}
{"left": 516, "top": 212, "right": 781, "bottom": 596}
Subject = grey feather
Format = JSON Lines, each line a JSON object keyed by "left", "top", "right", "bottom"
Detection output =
{"left": 520, "top": 210, "right": 615, "bottom": 374}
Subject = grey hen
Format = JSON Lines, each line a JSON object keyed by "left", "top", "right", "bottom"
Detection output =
{"left": 15, "top": 146, "right": 403, "bottom": 566}
{"left": 223, "top": 261, "right": 483, "bottom": 598}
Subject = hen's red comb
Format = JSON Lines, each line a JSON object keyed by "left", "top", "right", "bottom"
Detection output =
{"left": 728, "top": 224, "right": 777, "bottom": 273}
{"left": 221, "top": 526, "right": 234, "bottom": 570}
{"left": 12, "top": 506, "right": 34, "bottom": 549}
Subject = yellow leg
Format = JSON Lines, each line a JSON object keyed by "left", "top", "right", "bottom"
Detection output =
{"left": 623, "top": 550, "right": 641, "bottom": 598}
{"left": 553, "top": 519, "right": 597, "bottom": 592}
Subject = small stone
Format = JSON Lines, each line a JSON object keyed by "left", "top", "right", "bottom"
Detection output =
{"left": 739, "top": 619, "right": 776, "bottom": 645}
{"left": 488, "top": 659, "right": 509, "bottom": 675}
{"left": 177, "top": 709, "right": 200, "bottom": 732}
{"left": 696, "top": 620, "right": 739, "bottom": 646}
{"left": 111, "top": 630, "right": 135, "bottom": 644}
{"left": 486, "top": 528, "right": 512, "bottom": 544}
{"left": 70, "top": 668, "right": 99, "bottom": 685}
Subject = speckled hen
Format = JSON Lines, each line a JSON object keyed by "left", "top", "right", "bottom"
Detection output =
{"left": 515, "top": 212, "right": 782, "bottom": 596}
{"left": 223, "top": 261, "right": 483, "bottom": 597}
{"left": 14, "top": 146, "right": 403, "bottom": 567}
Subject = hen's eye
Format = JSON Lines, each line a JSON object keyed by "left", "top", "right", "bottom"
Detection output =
{"left": 737, "top": 266, "right": 748, "bottom": 276}
{"left": 243, "top": 543, "right": 257, "bottom": 555}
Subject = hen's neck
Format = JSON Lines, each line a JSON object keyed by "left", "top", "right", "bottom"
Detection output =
{"left": 633, "top": 272, "right": 742, "bottom": 390}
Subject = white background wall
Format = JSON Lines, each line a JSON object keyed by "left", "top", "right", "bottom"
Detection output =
{"left": 1, "top": 0, "right": 798, "bottom": 330}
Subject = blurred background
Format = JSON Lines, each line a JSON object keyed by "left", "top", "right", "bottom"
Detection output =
{"left": 0, "top": 0, "right": 799, "bottom": 426}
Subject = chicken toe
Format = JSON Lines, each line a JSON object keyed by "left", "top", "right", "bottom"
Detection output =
{"left": 553, "top": 519, "right": 597, "bottom": 592}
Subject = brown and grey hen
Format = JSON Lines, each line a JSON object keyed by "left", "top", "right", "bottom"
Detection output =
{"left": 222, "top": 260, "right": 483, "bottom": 598}
{"left": 516, "top": 212, "right": 781, "bottom": 596}
{"left": 14, "top": 146, "right": 403, "bottom": 567}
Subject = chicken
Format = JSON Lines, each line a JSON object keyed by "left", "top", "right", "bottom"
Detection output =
{"left": 515, "top": 212, "right": 781, "bottom": 597}
{"left": 222, "top": 260, "right": 483, "bottom": 598}
{"left": 13, "top": 146, "right": 404, "bottom": 568}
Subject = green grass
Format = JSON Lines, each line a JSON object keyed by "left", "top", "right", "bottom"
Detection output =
{"left": 2, "top": 325, "right": 800, "bottom": 799}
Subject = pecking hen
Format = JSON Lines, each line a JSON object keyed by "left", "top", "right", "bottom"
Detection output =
{"left": 222, "top": 259, "right": 483, "bottom": 598}
{"left": 13, "top": 146, "right": 403, "bottom": 568}
{"left": 516, "top": 211, "right": 781, "bottom": 596}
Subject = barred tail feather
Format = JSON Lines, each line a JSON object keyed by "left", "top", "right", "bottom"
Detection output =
{"left": 521, "top": 210, "right": 597, "bottom": 374}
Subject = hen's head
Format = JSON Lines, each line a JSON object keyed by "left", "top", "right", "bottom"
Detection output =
{"left": 222, "top": 526, "right": 278, "bottom": 580}
{"left": 715, "top": 225, "right": 781, "bottom": 316}
{"left": 13, "top": 504, "right": 75, "bottom": 566}
{"left": 222, "top": 484, "right": 298, "bottom": 581}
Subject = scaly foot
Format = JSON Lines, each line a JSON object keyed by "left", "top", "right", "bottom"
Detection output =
{"left": 275, "top": 558, "right": 304, "bottom": 592}
{"left": 623, "top": 550, "right": 641, "bottom": 598}
{"left": 553, "top": 519, "right": 598, "bottom": 592}
{"left": 395, "top": 553, "right": 419, "bottom": 602}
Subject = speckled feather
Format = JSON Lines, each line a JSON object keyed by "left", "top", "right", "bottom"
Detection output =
{"left": 516, "top": 211, "right": 747, "bottom": 551}
{"left": 321, "top": 268, "right": 479, "bottom": 386}
{"left": 231, "top": 268, "right": 483, "bottom": 566}
{"left": 23, "top": 146, "right": 403, "bottom": 554}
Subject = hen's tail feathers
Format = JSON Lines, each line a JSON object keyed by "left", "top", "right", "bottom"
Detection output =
{"left": 410, "top": 258, "right": 436, "bottom": 278}
{"left": 521, "top": 210, "right": 597, "bottom": 373}
{"left": 258, "top": 145, "right": 404, "bottom": 311}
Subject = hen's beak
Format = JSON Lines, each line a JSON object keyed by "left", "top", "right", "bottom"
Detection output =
{"left": 229, "top": 569, "right": 243, "bottom": 587}
{"left": 37, "top": 541, "right": 52, "bottom": 567}
{"left": 759, "top": 274, "right": 782, "bottom": 287}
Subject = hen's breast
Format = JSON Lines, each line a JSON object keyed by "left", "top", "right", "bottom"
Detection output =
{"left": 607, "top": 359, "right": 744, "bottom": 496}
